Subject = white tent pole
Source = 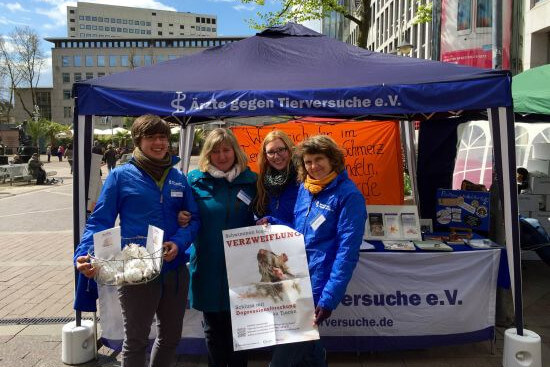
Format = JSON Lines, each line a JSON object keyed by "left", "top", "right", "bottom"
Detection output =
{"left": 401, "top": 120, "right": 419, "bottom": 205}
{"left": 488, "top": 106, "right": 524, "bottom": 335}
{"left": 77, "top": 115, "right": 87, "bottom": 238}
{"left": 179, "top": 124, "right": 195, "bottom": 173}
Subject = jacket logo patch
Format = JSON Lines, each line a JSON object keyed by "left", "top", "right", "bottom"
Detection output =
{"left": 315, "top": 201, "right": 332, "bottom": 212}
{"left": 168, "top": 180, "right": 184, "bottom": 188}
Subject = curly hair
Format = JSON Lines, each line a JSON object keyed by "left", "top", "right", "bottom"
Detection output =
{"left": 294, "top": 135, "right": 345, "bottom": 182}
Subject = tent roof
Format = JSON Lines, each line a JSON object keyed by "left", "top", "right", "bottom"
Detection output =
{"left": 512, "top": 64, "right": 550, "bottom": 115}
{"left": 74, "top": 23, "right": 512, "bottom": 120}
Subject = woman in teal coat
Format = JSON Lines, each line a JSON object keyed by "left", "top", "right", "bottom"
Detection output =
{"left": 187, "top": 128, "right": 256, "bottom": 367}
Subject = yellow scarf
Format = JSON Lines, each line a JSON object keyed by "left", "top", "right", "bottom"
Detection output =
{"left": 304, "top": 171, "right": 338, "bottom": 194}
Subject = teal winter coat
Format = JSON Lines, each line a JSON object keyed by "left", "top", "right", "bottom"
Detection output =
{"left": 187, "top": 168, "right": 257, "bottom": 312}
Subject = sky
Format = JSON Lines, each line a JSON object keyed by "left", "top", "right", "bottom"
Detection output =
{"left": 0, "top": 0, "right": 280, "bottom": 87}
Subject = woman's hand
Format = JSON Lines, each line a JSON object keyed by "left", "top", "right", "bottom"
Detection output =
{"left": 178, "top": 211, "right": 191, "bottom": 227}
{"left": 163, "top": 241, "right": 178, "bottom": 262}
{"left": 256, "top": 217, "right": 270, "bottom": 225}
{"left": 76, "top": 254, "right": 97, "bottom": 279}
{"left": 314, "top": 306, "right": 332, "bottom": 325}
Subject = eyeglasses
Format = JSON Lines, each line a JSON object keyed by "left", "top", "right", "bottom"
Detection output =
{"left": 265, "top": 147, "right": 288, "bottom": 158}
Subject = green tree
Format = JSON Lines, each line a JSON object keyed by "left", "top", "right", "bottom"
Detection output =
{"left": 26, "top": 118, "right": 48, "bottom": 149}
{"left": 45, "top": 120, "right": 69, "bottom": 146}
{"left": 241, "top": 1, "right": 432, "bottom": 49}
{"left": 241, "top": 0, "right": 371, "bottom": 48}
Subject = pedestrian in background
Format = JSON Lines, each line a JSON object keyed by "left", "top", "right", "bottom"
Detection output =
{"left": 74, "top": 114, "right": 200, "bottom": 367}
{"left": 103, "top": 144, "right": 118, "bottom": 173}
{"left": 64, "top": 143, "right": 73, "bottom": 174}
{"left": 57, "top": 145, "right": 64, "bottom": 162}
{"left": 27, "top": 153, "right": 46, "bottom": 185}
{"left": 46, "top": 145, "right": 51, "bottom": 162}
{"left": 187, "top": 128, "right": 256, "bottom": 367}
{"left": 254, "top": 130, "right": 299, "bottom": 226}
{"left": 269, "top": 135, "right": 367, "bottom": 367}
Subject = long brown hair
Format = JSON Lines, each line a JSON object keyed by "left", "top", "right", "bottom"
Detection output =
{"left": 254, "top": 130, "right": 295, "bottom": 217}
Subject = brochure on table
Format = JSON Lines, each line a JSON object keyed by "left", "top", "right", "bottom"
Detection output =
{"left": 435, "top": 189, "right": 490, "bottom": 232}
{"left": 365, "top": 205, "right": 422, "bottom": 241}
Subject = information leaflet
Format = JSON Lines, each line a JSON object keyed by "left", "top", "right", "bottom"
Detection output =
{"left": 222, "top": 225, "right": 320, "bottom": 351}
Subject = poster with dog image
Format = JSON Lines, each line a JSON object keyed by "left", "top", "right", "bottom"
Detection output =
{"left": 223, "top": 224, "right": 319, "bottom": 351}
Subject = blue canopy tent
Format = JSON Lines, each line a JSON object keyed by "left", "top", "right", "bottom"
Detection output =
{"left": 72, "top": 23, "right": 523, "bottom": 340}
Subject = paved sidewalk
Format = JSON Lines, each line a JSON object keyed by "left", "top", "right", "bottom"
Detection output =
{"left": 0, "top": 155, "right": 548, "bottom": 366}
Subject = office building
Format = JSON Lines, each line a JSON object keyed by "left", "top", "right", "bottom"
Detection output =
{"left": 67, "top": 2, "right": 217, "bottom": 39}
{"left": 43, "top": 36, "right": 243, "bottom": 127}
{"left": 522, "top": 0, "right": 550, "bottom": 69}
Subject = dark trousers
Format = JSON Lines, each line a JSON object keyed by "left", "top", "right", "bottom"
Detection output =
{"left": 118, "top": 267, "right": 189, "bottom": 367}
{"left": 270, "top": 339, "right": 326, "bottom": 367}
{"left": 203, "top": 311, "right": 247, "bottom": 367}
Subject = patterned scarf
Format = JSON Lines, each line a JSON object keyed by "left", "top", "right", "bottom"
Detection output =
{"left": 264, "top": 165, "right": 296, "bottom": 197}
{"left": 132, "top": 147, "right": 172, "bottom": 182}
{"left": 207, "top": 164, "right": 241, "bottom": 182}
{"left": 304, "top": 171, "right": 338, "bottom": 194}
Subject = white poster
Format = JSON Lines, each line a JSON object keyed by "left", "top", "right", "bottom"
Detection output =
{"left": 222, "top": 225, "right": 320, "bottom": 351}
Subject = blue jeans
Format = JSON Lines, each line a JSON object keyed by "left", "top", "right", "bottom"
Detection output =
{"left": 270, "top": 339, "right": 326, "bottom": 367}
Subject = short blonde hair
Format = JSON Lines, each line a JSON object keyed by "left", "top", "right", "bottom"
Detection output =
{"left": 198, "top": 128, "right": 248, "bottom": 172}
{"left": 294, "top": 135, "right": 345, "bottom": 182}
{"left": 255, "top": 130, "right": 295, "bottom": 216}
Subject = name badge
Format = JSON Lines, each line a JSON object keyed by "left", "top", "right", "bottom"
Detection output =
{"left": 171, "top": 190, "right": 183, "bottom": 198}
{"left": 237, "top": 190, "right": 252, "bottom": 206}
{"left": 310, "top": 214, "right": 326, "bottom": 231}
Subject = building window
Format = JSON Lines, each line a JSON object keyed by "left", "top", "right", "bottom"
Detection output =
{"left": 109, "top": 55, "right": 117, "bottom": 66}
{"left": 158, "top": 22, "right": 162, "bottom": 27}
{"left": 63, "top": 90, "right": 71, "bottom": 100}
{"left": 99, "top": 26, "right": 103, "bottom": 31}
{"left": 146, "top": 21, "right": 151, "bottom": 26}
{"left": 158, "top": 31, "right": 162, "bottom": 36}
{"left": 70, "top": 27, "right": 75, "bottom": 31}
{"left": 144, "top": 55, "right": 152, "bottom": 65}
{"left": 79, "top": 16, "right": 84, "bottom": 20}
{"left": 156, "top": 55, "right": 164, "bottom": 63}
{"left": 62, "top": 73, "right": 70, "bottom": 83}
{"left": 123, "top": 28, "right": 128, "bottom": 33}
{"left": 98, "top": 17, "right": 103, "bottom": 22}
{"left": 98, "top": 72, "right": 105, "bottom": 77}
{"left": 74, "top": 55, "right": 81, "bottom": 66}
{"left": 80, "top": 24, "right": 85, "bottom": 29}
{"left": 212, "top": 27, "right": 216, "bottom": 32}
{"left": 207, "top": 18, "right": 211, "bottom": 24}
{"left": 70, "top": 9, "right": 75, "bottom": 14}
{"left": 132, "top": 55, "right": 141, "bottom": 66}
{"left": 97, "top": 55, "right": 105, "bottom": 67}
{"left": 85, "top": 72, "right": 94, "bottom": 79}
{"left": 123, "top": 19, "right": 127, "bottom": 24}
{"left": 169, "top": 23, "right": 173, "bottom": 27}
{"left": 64, "top": 107, "right": 72, "bottom": 118}
{"left": 168, "top": 55, "right": 177, "bottom": 60}
{"left": 85, "top": 55, "right": 93, "bottom": 66}
{"left": 111, "top": 18, "right": 116, "bottom": 23}
{"left": 121, "top": 55, "right": 129, "bottom": 67}
{"left": 74, "top": 72, "right": 82, "bottom": 81}
{"left": 141, "top": 30, "right": 146, "bottom": 34}
{"left": 140, "top": 21, "right": 145, "bottom": 26}
{"left": 62, "top": 56, "right": 71, "bottom": 66}
{"left": 117, "top": 28, "right": 122, "bottom": 32}
{"left": 92, "top": 25, "right": 97, "bottom": 30}
{"left": 85, "top": 16, "right": 90, "bottom": 21}
{"left": 129, "top": 29, "right": 134, "bottom": 33}
{"left": 212, "top": 19, "right": 216, "bottom": 25}
{"left": 70, "top": 18, "right": 75, "bottom": 22}
{"left": 147, "top": 30, "right": 151, "bottom": 34}
{"left": 116, "top": 18, "right": 121, "bottom": 24}
{"left": 180, "top": 25, "right": 184, "bottom": 29}
{"left": 152, "top": 12, "right": 156, "bottom": 15}
{"left": 86, "top": 25, "right": 91, "bottom": 30}
{"left": 92, "top": 16, "right": 97, "bottom": 21}
{"left": 201, "top": 17, "right": 205, "bottom": 23}
{"left": 196, "top": 17, "right": 200, "bottom": 22}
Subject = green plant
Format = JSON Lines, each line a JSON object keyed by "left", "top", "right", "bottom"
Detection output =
{"left": 404, "top": 172, "right": 412, "bottom": 196}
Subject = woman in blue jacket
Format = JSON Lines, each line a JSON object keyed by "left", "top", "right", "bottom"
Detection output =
{"left": 187, "top": 128, "right": 257, "bottom": 367}
{"left": 270, "top": 135, "right": 367, "bottom": 367}
{"left": 254, "top": 130, "right": 299, "bottom": 225}
{"left": 74, "top": 115, "right": 200, "bottom": 367}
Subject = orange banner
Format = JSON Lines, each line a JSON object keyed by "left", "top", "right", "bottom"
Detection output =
{"left": 232, "top": 120, "right": 403, "bottom": 205}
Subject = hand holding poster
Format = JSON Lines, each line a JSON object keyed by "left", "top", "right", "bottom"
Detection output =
{"left": 223, "top": 224, "right": 320, "bottom": 351}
